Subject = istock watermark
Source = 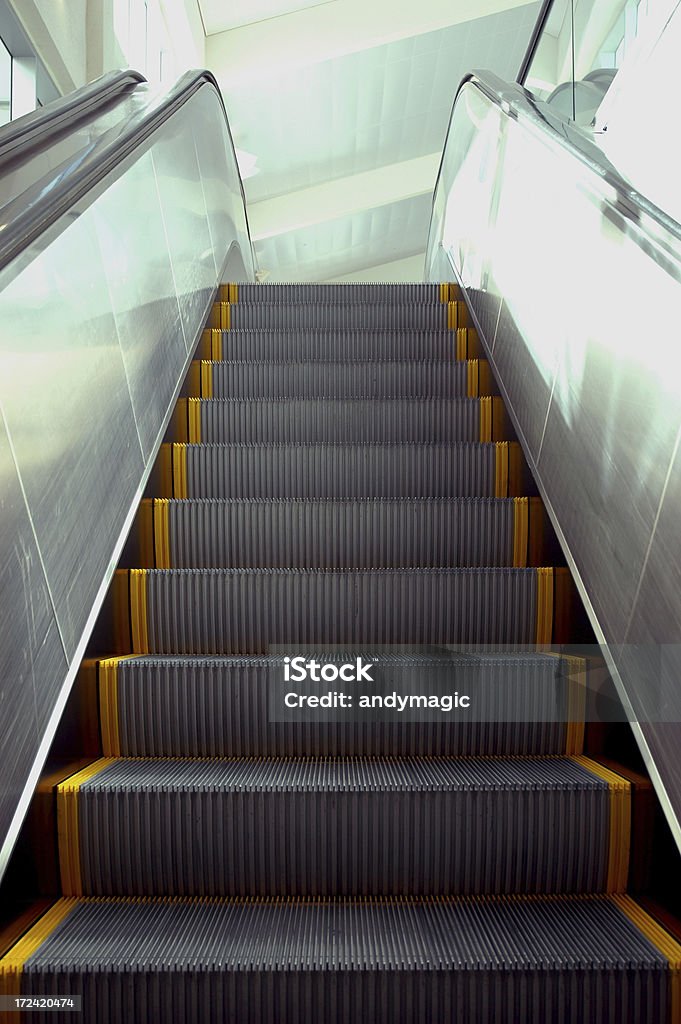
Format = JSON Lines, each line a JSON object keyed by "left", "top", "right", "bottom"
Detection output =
{"left": 284, "top": 656, "right": 375, "bottom": 683}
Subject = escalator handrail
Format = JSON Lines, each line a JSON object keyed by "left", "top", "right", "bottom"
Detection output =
{"left": 0, "top": 69, "right": 147, "bottom": 169}
{"left": 0, "top": 68, "right": 253, "bottom": 278}
{"left": 517, "top": 0, "right": 554, "bottom": 86}
{"left": 430, "top": 68, "right": 681, "bottom": 265}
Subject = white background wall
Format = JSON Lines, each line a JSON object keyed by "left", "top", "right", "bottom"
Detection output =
{"left": 8, "top": 0, "right": 205, "bottom": 94}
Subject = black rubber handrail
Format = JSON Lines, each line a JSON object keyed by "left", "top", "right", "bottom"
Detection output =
{"left": 0, "top": 69, "right": 146, "bottom": 169}
{"left": 517, "top": 0, "right": 554, "bottom": 85}
{"left": 429, "top": 69, "right": 681, "bottom": 266}
{"left": 0, "top": 68, "right": 252, "bottom": 276}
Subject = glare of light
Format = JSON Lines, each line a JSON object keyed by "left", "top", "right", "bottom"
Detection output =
{"left": 236, "top": 149, "right": 260, "bottom": 179}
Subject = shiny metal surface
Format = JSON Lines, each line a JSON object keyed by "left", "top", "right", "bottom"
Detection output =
{"left": 0, "top": 74, "right": 255, "bottom": 880}
{"left": 0, "top": 202, "right": 144, "bottom": 659}
{"left": 92, "top": 150, "right": 186, "bottom": 462}
{"left": 426, "top": 74, "right": 681, "bottom": 845}
{"left": 0, "top": 408, "right": 67, "bottom": 861}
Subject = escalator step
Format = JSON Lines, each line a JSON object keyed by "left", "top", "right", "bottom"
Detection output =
{"left": 160, "top": 442, "right": 516, "bottom": 499}
{"left": 98, "top": 654, "right": 584, "bottom": 758}
{"left": 194, "top": 360, "right": 475, "bottom": 399}
{"left": 143, "top": 497, "right": 521, "bottom": 568}
{"left": 203, "top": 329, "right": 462, "bottom": 362}
{"left": 117, "top": 567, "right": 551, "bottom": 654}
{"left": 5, "top": 896, "right": 676, "bottom": 1023}
{"left": 229, "top": 303, "right": 455, "bottom": 330}
{"left": 60, "top": 756, "right": 621, "bottom": 897}
{"left": 230, "top": 283, "right": 447, "bottom": 303}
{"left": 187, "top": 399, "right": 485, "bottom": 443}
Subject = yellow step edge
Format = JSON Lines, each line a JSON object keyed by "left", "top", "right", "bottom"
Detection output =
{"left": 455, "top": 327, "right": 468, "bottom": 361}
{"left": 218, "top": 301, "right": 231, "bottom": 330}
{"left": 508, "top": 441, "right": 523, "bottom": 496}
{"left": 198, "top": 328, "right": 212, "bottom": 360}
{"left": 612, "top": 895, "right": 681, "bottom": 1024}
{"left": 172, "top": 397, "right": 189, "bottom": 443}
{"left": 439, "top": 282, "right": 449, "bottom": 303}
{"left": 159, "top": 443, "right": 173, "bottom": 499}
{"left": 153, "top": 498, "right": 171, "bottom": 569}
{"left": 98, "top": 657, "right": 136, "bottom": 757}
{"left": 137, "top": 499, "right": 154, "bottom": 568}
{"left": 447, "top": 301, "right": 469, "bottom": 330}
{"left": 219, "top": 282, "right": 238, "bottom": 304}
{"left": 188, "top": 399, "right": 201, "bottom": 444}
{"left": 467, "top": 327, "right": 482, "bottom": 358}
{"left": 211, "top": 328, "right": 223, "bottom": 362}
{"left": 512, "top": 497, "right": 529, "bottom": 568}
{"left": 535, "top": 566, "right": 554, "bottom": 646}
{"left": 479, "top": 396, "right": 492, "bottom": 442}
{"left": 571, "top": 755, "right": 631, "bottom": 894}
{"left": 172, "top": 443, "right": 188, "bottom": 499}
{"left": 112, "top": 569, "right": 131, "bottom": 654}
{"left": 494, "top": 442, "right": 509, "bottom": 498}
{"left": 0, "top": 899, "right": 78, "bottom": 1006}
{"left": 129, "top": 569, "right": 149, "bottom": 655}
{"left": 57, "top": 761, "right": 116, "bottom": 897}
{"left": 563, "top": 655, "right": 587, "bottom": 755}
{"left": 528, "top": 496, "right": 545, "bottom": 566}
{"left": 492, "top": 396, "right": 509, "bottom": 440}
{"left": 478, "top": 360, "right": 493, "bottom": 396}
{"left": 200, "top": 361, "right": 214, "bottom": 400}
{"left": 466, "top": 360, "right": 479, "bottom": 399}
{"left": 188, "top": 362, "right": 200, "bottom": 398}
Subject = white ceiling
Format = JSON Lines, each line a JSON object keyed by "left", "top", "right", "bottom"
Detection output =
{"left": 202, "top": 0, "right": 541, "bottom": 280}
{"left": 198, "top": 0, "right": 336, "bottom": 36}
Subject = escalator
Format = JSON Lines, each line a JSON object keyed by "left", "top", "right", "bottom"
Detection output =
{"left": 1, "top": 29, "right": 681, "bottom": 1024}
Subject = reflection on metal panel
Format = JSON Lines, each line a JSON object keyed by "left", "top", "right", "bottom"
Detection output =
{"left": 0, "top": 408, "right": 67, "bottom": 869}
{"left": 426, "top": 75, "right": 681, "bottom": 843}
{"left": 0, "top": 204, "right": 144, "bottom": 660}
{"left": 0, "top": 78, "right": 255, "bottom": 879}
{"left": 92, "top": 150, "right": 186, "bottom": 463}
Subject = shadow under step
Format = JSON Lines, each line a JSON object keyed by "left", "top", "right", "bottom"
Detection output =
{"left": 3, "top": 895, "right": 677, "bottom": 1023}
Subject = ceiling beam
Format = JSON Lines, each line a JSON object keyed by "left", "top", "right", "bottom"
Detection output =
{"left": 247, "top": 152, "right": 441, "bottom": 241}
{"left": 206, "top": 0, "right": 534, "bottom": 86}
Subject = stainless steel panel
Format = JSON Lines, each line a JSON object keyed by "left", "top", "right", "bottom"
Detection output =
{"left": 92, "top": 150, "right": 186, "bottom": 462}
{"left": 537, "top": 199, "right": 681, "bottom": 641}
{"left": 0, "top": 203, "right": 145, "bottom": 660}
{"left": 426, "top": 76, "right": 681, "bottom": 840}
{"left": 0, "top": 408, "right": 67, "bottom": 871}
{"left": 151, "top": 123, "right": 214, "bottom": 354}
{"left": 491, "top": 297, "right": 554, "bottom": 463}
{"left": 190, "top": 87, "right": 254, "bottom": 283}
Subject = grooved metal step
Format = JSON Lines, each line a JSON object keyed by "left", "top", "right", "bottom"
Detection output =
{"left": 229, "top": 304, "right": 451, "bottom": 330}
{"left": 100, "top": 654, "right": 583, "bottom": 758}
{"left": 163, "top": 442, "right": 511, "bottom": 499}
{"left": 9, "top": 896, "right": 672, "bottom": 1023}
{"left": 65, "top": 756, "right": 615, "bottom": 897}
{"left": 122, "top": 567, "right": 543, "bottom": 654}
{"left": 232, "top": 283, "right": 445, "bottom": 303}
{"left": 151, "top": 498, "right": 519, "bottom": 567}
{"left": 198, "top": 360, "right": 473, "bottom": 398}
{"left": 204, "top": 329, "right": 459, "bottom": 362}
{"left": 192, "top": 399, "right": 483, "bottom": 443}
